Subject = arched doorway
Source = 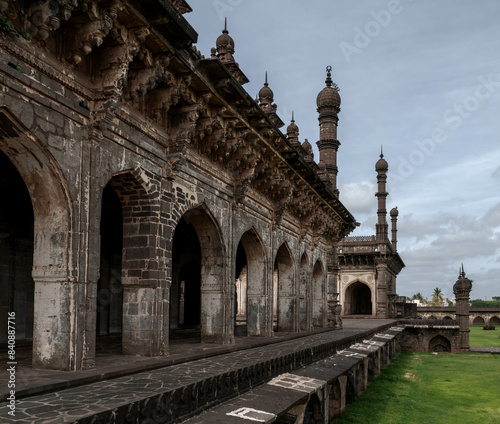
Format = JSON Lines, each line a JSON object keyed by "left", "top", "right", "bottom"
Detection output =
{"left": 96, "top": 183, "right": 124, "bottom": 352}
{"left": 490, "top": 316, "right": 500, "bottom": 325}
{"left": 0, "top": 151, "right": 34, "bottom": 344}
{"left": 275, "top": 243, "right": 294, "bottom": 332}
{"left": 0, "top": 109, "right": 75, "bottom": 369}
{"left": 312, "top": 260, "right": 325, "bottom": 327}
{"left": 345, "top": 282, "right": 372, "bottom": 315}
{"left": 237, "top": 229, "right": 268, "bottom": 337}
{"left": 473, "top": 316, "right": 485, "bottom": 325}
{"left": 299, "top": 253, "right": 309, "bottom": 331}
{"left": 171, "top": 206, "right": 226, "bottom": 344}
{"left": 429, "top": 335, "right": 451, "bottom": 352}
{"left": 171, "top": 215, "right": 201, "bottom": 334}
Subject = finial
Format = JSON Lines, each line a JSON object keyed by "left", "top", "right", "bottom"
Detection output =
{"left": 325, "top": 65, "right": 333, "bottom": 88}
{"left": 264, "top": 71, "right": 268, "bottom": 87}
{"left": 461, "top": 263, "right": 465, "bottom": 277}
{"left": 380, "top": 145, "right": 384, "bottom": 159}
{"left": 223, "top": 17, "right": 228, "bottom": 33}
{"left": 291, "top": 111, "right": 295, "bottom": 122}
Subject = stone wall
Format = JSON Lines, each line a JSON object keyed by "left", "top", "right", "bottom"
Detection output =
{"left": 0, "top": 0, "right": 356, "bottom": 370}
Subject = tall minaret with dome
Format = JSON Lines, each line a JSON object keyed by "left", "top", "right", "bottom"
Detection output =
{"left": 316, "top": 66, "right": 341, "bottom": 196}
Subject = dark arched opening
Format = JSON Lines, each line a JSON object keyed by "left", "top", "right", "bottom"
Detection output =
{"left": 171, "top": 215, "right": 201, "bottom": 337}
{"left": 0, "top": 151, "right": 34, "bottom": 345}
{"left": 473, "top": 316, "right": 485, "bottom": 325}
{"left": 346, "top": 282, "right": 372, "bottom": 315}
{"left": 429, "top": 335, "right": 451, "bottom": 352}
{"left": 303, "top": 393, "right": 322, "bottom": 424}
{"left": 490, "top": 316, "right": 500, "bottom": 325}
{"left": 275, "top": 243, "right": 294, "bottom": 332}
{"left": 96, "top": 183, "right": 123, "bottom": 352}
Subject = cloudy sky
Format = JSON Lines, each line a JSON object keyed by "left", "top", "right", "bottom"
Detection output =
{"left": 184, "top": 0, "right": 500, "bottom": 301}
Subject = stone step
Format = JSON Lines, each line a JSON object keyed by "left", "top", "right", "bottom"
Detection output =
{"left": 1, "top": 322, "right": 399, "bottom": 423}
{"left": 180, "top": 327, "right": 405, "bottom": 424}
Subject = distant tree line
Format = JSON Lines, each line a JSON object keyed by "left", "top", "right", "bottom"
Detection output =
{"left": 406, "top": 292, "right": 500, "bottom": 307}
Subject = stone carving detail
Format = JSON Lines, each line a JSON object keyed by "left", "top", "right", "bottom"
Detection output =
{"left": 26, "top": 0, "right": 75, "bottom": 41}
{"left": 67, "top": 17, "right": 112, "bottom": 65}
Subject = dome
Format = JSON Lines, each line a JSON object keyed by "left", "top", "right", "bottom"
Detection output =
{"left": 376, "top": 153, "right": 388, "bottom": 172}
{"left": 259, "top": 84, "right": 273, "bottom": 99}
{"left": 390, "top": 207, "right": 399, "bottom": 217}
{"left": 316, "top": 65, "right": 341, "bottom": 109}
{"left": 216, "top": 29, "right": 234, "bottom": 49}
{"left": 302, "top": 139, "right": 312, "bottom": 153}
{"left": 316, "top": 86, "right": 341, "bottom": 109}
{"left": 453, "top": 266, "right": 472, "bottom": 293}
{"left": 259, "top": 72, "right": 273, "bottom": 100}
{"left": 287, "top": 113, "right": 299, "bottom": 135}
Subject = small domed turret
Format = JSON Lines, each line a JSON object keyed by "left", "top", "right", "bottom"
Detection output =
{"left": 453, "top": 265, "right": 472, "bottom": 293}
{"left": 215, "top": 18, "right": 235, "bottom": 63}
{"left": 287, "top": 112, "right": 299, "bottom": 135}
{"left": 390, "top": 207, "right": 399, "bottom": 217}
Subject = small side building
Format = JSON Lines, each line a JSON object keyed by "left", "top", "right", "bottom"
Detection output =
{"left": 337, "top": 153, "right": 405, "bottom": 318}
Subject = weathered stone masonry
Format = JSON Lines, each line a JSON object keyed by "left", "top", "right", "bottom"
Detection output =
{"left": 0, "top": 0, "right": 358, "bottom": 370}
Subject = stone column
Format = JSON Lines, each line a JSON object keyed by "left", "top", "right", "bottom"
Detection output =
{"left": 327, "top": 249, "right": 341, "bottom": 327}
{"left": 453, "top": 265, "right": 472, "bottom": 351}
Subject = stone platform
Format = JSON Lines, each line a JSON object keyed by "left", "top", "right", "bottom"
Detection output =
{"left": 0, "top": 319, "right": 396, "bottom": 423}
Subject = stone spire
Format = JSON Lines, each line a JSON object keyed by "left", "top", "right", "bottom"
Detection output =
{"left": 258, "top": 72, "right": 274, "bottom": 114}
{"left": 453, "top": 265, "right": 472, "bottom": 351}
{"left": 258, "top": 72, "right": 284, "bottom": 128}
{"left": 316, "top": 66, "right": 341, "bottom": 195}
{"left": 390, "top": 207, "right": 398, "bottom": 250}
{"left": 375, "top": 147, "right": 389, "bottom": 242}
{"left": 211, "top": 18, "right": 249, "bottom": 85}
{"left": 286, "top": 112, "right": 300, "bottom": 147}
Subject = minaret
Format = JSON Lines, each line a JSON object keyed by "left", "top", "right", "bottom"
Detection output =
{"left": 390, "top": 207, "right": 398, "bottom": 250}
{"left": 453, "top": 265, "right": 472, "bottom": 351}
{"left": 316, "top": 66, "right": 341, "bottom": 195}
{"left": 375, "top": 149, "right": 389, "bottom": 242}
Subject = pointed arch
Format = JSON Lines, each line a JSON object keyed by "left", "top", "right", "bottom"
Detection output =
{"left": 473, "top": 316, "right": 485, "bottom": 325}
{"left": 237, "top": 227, "right": 268, "bottom": 336}
{"left": 171, "top": 203, "right": 227, "bottom": 344}
{"left": 275, "top": 242, "right": 295, "bottom": 332}
{"left": 344, "top": 281, "right": 372, "bottom": 315}
{"left": 489, "top": 316, "right": 500, "bottom": 325}
{"left": 0, "top": 108, "right": 77, "bottom": 369}
{"left": 429, "top": 335, "right": 451, "bottom": 352}
{"left": 312, "top": 259, "right": 326, "bottom": 327}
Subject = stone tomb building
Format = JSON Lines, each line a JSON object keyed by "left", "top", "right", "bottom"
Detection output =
{"left": 0, "top": 0, "right": 403, "bottom": 372}
{"left": 338, "top": 153, "right": 405, "bottom": 318}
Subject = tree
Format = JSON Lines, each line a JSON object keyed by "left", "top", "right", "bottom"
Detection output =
{"left": 429, "top": 287, "right": 444, "bottom": 306}
{"left": 410, "top": 292, "right": 427, "bottom": 304}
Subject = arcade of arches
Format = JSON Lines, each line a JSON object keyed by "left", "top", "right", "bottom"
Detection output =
{"left": 0, "top": 0, "right": 409, "bottom": 372}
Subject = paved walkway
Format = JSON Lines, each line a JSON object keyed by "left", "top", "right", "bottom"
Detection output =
{"left": 470, "top": 346, "right": 500, "bottom": 354}
{"left": 0, "top": 319, "right": 395, "bottom": 423}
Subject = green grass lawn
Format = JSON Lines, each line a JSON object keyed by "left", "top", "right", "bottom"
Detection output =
{"left": 334, "top": 351, "right": 500, "bottom": 424}
{"left": 469, "top": 325, "right": 500, "bottom": 347}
